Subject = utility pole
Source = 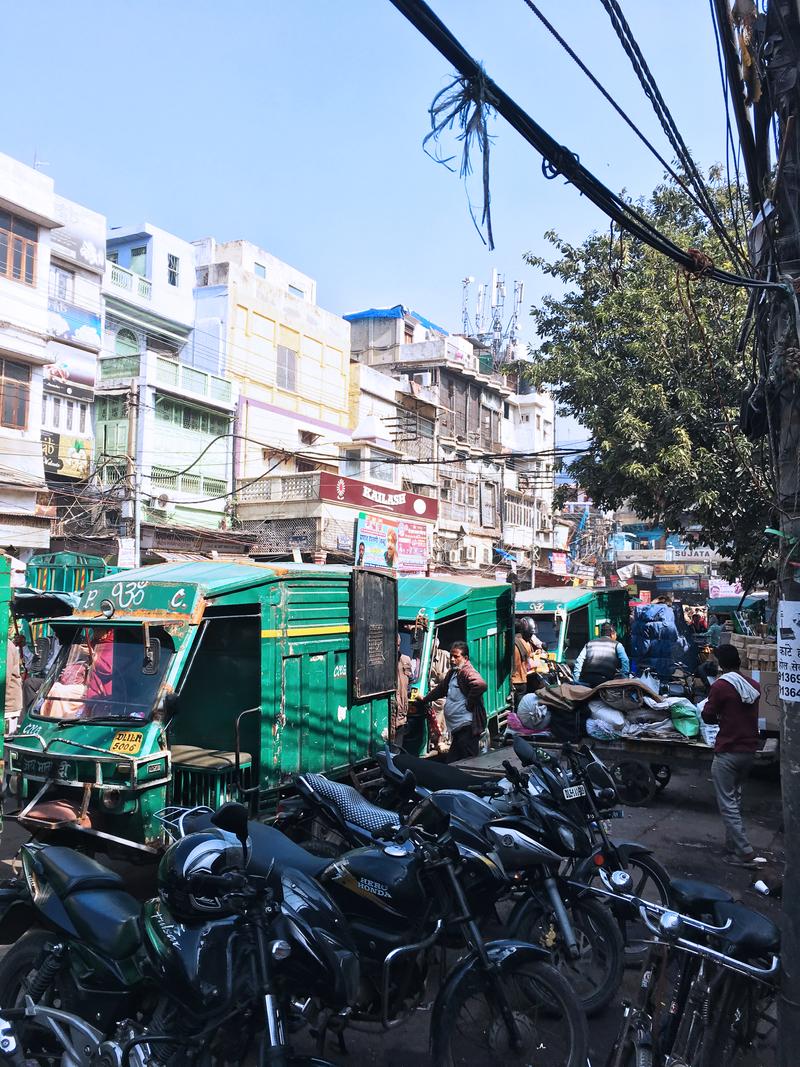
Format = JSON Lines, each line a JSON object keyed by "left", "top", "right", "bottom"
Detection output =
{"left": 761, "top": 6, "right": 800, "bottom": 1059}
{"left": 125, "top": 384, "right": 141, "bottom": 568}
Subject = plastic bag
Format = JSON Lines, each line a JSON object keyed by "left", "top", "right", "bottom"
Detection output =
{"left": 517, "top": 693, "right": 551, "bottom": 731}
{"left": 669, "top": 699, "right": 700, "bottom": 739}
{"left": 586, "top": 718, "right": 620, "bottom": 741}
{"left": 587, "top": 699, "right": 626, "bottom": 729}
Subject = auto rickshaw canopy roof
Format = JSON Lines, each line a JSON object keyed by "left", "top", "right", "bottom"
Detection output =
{"left": 398, "top": 576, "right": 511, "bottom": 621}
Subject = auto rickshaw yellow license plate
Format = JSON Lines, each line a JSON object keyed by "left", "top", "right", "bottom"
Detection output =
{"left": 110, "top": 731, "right": 143, "bottom": 756}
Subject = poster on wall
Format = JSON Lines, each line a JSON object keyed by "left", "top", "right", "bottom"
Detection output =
{"left": 41, "top": 431, "right": 92, "bottom": 480}
{"left": 354, "top": 512, "right": 429, "bottom": 574}
{"left": 549, "top": 551, "right": 568, "bottom": 575}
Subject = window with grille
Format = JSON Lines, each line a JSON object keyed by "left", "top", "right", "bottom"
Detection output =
{"left": 96, "top": 395, "right": 127, "bottom": 421}
{"left": 276, "top": 345, "right": 297, "bottom": 392}
{"left": 0, "top": 359, "right": 30, "bottom": 429}
{"left": 115, "top": 328, "right": 139, "bottom": 357}
{"left": 154, "top": 395, "right": 228, "bottom": 436}
{"left": 0, "top": 211, "right": 37, "bottom": 286}
{"left": 369, "top": 449, "right": 394, "bottom": 482}
{"left": 167, "top": 254, "right": 180, "bottom": 287}
{"left": 50, "top": 264, "right": 74, "bottom": 303}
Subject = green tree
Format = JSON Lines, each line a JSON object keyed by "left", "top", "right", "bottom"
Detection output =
{"left": 524, "top": 174, "right": 774, "bottom": 579}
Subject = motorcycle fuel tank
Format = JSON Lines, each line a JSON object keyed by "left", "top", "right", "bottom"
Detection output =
{"left": 321, "top": 845, "right": 426, "bottom": 925}
{"left": 142, "top": 899, "right": 240, "bottom": 1010}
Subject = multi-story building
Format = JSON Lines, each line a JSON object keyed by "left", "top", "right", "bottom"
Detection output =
{"left": 43, "top": 194, "right": 105, "bottom": 533}
{"left": 0, "top": 152, "right": 61, "bottom": 556}
{"left": 95, "top": 224, "right": 236, "bottom": 551}
{"left": 500, "top": 383, "right": 556, "bottom": 577}
{"left": 193, "top": 238, "right": 358, "bottom": 555}
{"left": 346, "top": 305, "right": 512, "bottom": 572}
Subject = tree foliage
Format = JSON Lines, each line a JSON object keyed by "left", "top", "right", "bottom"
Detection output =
{"left": 524, "top": 173, "right": 774, "bottom": 579}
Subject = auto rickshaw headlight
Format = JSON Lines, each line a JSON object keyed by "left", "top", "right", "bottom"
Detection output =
{"left": 101, "top": 788, "right": 124, "bottom": 810}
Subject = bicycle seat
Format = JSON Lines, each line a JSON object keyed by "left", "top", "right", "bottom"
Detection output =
{"left": 713, "top": 900, "right": 781, "bottom": 957}
{"left": 670, "top": 878, "right": 733, "bottom": 918}
{"left": 302, "top": 773, "right": 401, "bottom": 834}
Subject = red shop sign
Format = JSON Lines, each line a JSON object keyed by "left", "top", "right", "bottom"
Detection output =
{"left": 319, "top": 472, "right": 438, "bottom": 521}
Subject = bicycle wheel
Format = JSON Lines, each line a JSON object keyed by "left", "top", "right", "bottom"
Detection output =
{"left": 512, "top": 895, "right": 624, "bottom": 1015}
{"left": 436, "top": 958, "right": 588, "bottom": 1067}
{"left": 700, "top": 975, "right": 778, "bottom": 1066}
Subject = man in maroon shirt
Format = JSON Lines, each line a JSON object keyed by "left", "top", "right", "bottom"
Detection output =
{"left": 701, "top": 644, "right": 765, "bottom": 867}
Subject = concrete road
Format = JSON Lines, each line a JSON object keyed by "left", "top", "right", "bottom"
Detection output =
{"left": 0, "top": 764, "right": 783, "bottom": 1064}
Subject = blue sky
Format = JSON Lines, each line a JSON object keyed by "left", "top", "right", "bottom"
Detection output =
{"left": 3, "top": 1, "right": 735, "bottom": 436}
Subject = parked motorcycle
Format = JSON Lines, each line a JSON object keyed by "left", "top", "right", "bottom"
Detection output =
{"left": 0, "top": 803, "right": 357, "bottom": 1067}
{"left": 278, "top": 761, "right": 623, "bottom": 1015}
{"left": 507, "top": 737, "right": 672, "bottom": 961}
{"left": 184, "top": 797, "right": 590, "bottom": 1065}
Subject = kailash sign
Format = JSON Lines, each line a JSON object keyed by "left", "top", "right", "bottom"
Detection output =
{"left": 319, "top": 472, "right": 437, "bottom": 522}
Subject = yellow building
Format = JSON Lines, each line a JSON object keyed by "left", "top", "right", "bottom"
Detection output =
{"left": 192, "top": 239, "right": 351, "bottom": 501}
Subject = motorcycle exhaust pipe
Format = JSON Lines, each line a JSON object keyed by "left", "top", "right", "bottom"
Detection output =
{"left": 544, "top": 877, "right": 580, "bottom": 960}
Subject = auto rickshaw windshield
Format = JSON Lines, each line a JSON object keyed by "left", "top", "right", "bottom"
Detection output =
{"left": 30, "top": 625, "right": 173, "bottom": 723}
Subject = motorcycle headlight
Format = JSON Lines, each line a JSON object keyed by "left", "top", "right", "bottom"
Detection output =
{"left": 557, "top": 825, "right": 576, "bottom": 853}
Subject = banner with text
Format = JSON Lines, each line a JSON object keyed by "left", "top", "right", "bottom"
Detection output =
{"left": 354, "top": 512, "right": 429, "bottom": 574}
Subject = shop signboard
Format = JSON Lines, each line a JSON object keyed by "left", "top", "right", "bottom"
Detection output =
{"left": 51, "top": 195, "right": 106, "bottom": 274}
{"left": 550, "top": 551, "right": 568, "bottom": 575}
{"left": 354, "top": 512, "right": 429, "bottom": 574}
{"left": 319, "top": 472, "right": 437, "bottom": 522}
{"left": 44, "top": 339, "right": 97, "bottom": 402}
{"left": 709, "top": 577, "right": 744, "bottom": 599}
{"left": 41, "top": 431, "right": 92, "bottom": 480}
{"left": 48, "top": 302, "right": 102, "bottom": 355}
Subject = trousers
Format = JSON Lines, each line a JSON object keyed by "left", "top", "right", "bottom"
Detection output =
{"left": 447, "top": 725, "right": 479, "bottom": 764}
{"left": 710, "top": 751, "right": 755, "bottom": 856}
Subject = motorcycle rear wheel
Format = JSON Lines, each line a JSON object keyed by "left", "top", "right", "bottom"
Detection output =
{"left": 0, "top": 928, "right": 69, "bottom": 1059}
{"left": 436, "top": 957, "right": 588, "bottom": 1067}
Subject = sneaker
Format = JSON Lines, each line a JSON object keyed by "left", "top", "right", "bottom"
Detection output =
{"left": 726, "top": 852, "right": 768, "bottom": 869}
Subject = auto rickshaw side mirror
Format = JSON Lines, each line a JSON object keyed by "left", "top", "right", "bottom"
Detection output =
{"left": 156, "top": 690, "right": 180, "bottom": 720}
{"left": 142, "top": 628, "right": 161, "bottom": 676}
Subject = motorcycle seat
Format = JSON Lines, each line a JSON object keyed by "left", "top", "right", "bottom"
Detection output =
{"left": 37, "top": 847, "right": 125, "bottom": 897}
{"left": 63, "top": 889, "right": 140, "bottom": 959}
{"left": 669, "top": 878, "right": 733, "bottom": 918}
{"left": 247, "top": 823, "right": 333, "bottom": 882}
{"left": 391, "top": 752, "right": 484, "bottom": 792}
{"left": 713, "top": 900, "right": 780, "bottom": 957}
{"left": 302, "top": 774, "right": 400, "bottom": 835}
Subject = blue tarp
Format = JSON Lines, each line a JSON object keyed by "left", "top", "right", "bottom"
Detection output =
{"left": 343, "top": 304, "right": 448, "bottom": 335}
{"left": 631, "top": 601, "right": 695, "bottom": 680}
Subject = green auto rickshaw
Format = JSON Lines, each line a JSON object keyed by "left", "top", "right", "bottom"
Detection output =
{"left": 5, "top": 561, "right": 396, "bottom": 856}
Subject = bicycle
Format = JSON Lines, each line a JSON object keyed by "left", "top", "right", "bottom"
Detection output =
{"left": 600, "top": 870, "right": 780, "bottom": 1067}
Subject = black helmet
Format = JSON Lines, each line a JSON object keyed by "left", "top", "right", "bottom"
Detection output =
{"left": 158, "top": 829, "right": 246, "bottom": 921}
{"left": 517, "top": 617, "right": 535, "bottom": 640}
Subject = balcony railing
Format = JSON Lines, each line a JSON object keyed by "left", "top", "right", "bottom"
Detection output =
{"left": 238, "top": 473, "right": 320, "bottom": 503}
{"left": 156, "top": 356, "right": 233, "bottom": 405}
{"left": 108, "top": 262, "right": 152, "bottom": 300}
{"left": 99, "top": 356, "right": 140, "bottom": 380}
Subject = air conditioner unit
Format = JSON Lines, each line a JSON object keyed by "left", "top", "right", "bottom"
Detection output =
{"left": 151, "top": 493, "right": 177, "bottom": 517}
{"left": 413, "top": 371, "right": 432, "bottom": 388}
{"left": 448, "top": 549, "right": 460, "bottom": 563}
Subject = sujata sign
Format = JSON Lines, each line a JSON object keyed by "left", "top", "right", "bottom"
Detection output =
{"left": 319, "top": 472, "right": 437, "bottom": 521}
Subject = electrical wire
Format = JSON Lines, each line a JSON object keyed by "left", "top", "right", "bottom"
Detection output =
{"left": 597, "top": 0, "right": 749, "bottom": 273}
{"left": 388, "top": 0, "right": 781, "bottom": 291}
{"left": 519, "top": 0, "right": 742, "bottom": 237}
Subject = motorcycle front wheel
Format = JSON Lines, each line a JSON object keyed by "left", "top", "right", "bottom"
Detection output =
{"left": 435, "top": 957, "right": 588, "bottom": 1067}
{"left": 511, "top": 893, "right": 624, "bottom": 1015}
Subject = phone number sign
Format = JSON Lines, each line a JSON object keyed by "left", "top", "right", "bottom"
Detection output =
{"left": 778, "top": 600, "right": 800, "bottom": 701}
